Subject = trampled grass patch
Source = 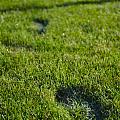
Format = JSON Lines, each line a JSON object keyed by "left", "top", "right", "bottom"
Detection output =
{"left": 0, "top": 0, "right": 120, "bottom": 120}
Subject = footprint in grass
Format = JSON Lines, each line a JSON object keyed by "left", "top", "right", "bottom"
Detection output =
{"left": 56, "top": 86, "right": 113, "bottom": 120}
{"left": 33, "top": 18, "right": 48, "bottom": 34}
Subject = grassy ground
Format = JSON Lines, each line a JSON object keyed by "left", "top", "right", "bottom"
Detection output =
{"left": 0, "top": 0, "right": 120, "bottom": 120}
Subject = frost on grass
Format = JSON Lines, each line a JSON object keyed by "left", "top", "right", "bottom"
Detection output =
{"left": 56, "top": 86, "right": 111, "bottom": 120}
{"left": 33, "top": 18, "right": 48, "bottom": 34}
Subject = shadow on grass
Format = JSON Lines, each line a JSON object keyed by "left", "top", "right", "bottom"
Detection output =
{"left": 0, "top": 0, "right": 114, "bottom": 13}
{"left": 56, "top": 85, "right": 115, "bottom": 120}
{"left": 0, "top": 38, "right": 58, "bottom": 52}
{"left": 0, "top": 18, "right": 49, "bottom": 50}
{"left": 0, "top": 38, "right": 33, "bottom": 51}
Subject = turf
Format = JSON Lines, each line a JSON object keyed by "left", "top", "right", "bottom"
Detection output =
{"left": 0, "top": 0, "right": 120, "bottom": 120}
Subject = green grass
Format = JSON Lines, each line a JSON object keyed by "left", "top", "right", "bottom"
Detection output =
{"left": 0, "top": 0, "right": 120, "bottom": 120}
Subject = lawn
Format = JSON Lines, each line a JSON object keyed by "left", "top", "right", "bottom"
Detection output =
{"left": 0, "top": 0, "right": 120, "bottom": 120}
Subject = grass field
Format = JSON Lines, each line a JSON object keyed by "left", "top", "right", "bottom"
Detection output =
{"left": 0, "top": 0, "right": 120, "bottom": 120}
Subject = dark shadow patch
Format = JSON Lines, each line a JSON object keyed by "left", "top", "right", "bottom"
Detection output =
{"left": 33, "top": 18, "right": 49, "bottom": 34}
{"left": 0, "top": 1, "right": 114, "bottom": 13}
{"left": 0, "top": 38, "right": 33, "bottom": 51}
{"left": 56, "top": 85, "right": 115, "bottom": 120}
{"left": 0, "top": 38, "right": 57, "bottom": 52}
